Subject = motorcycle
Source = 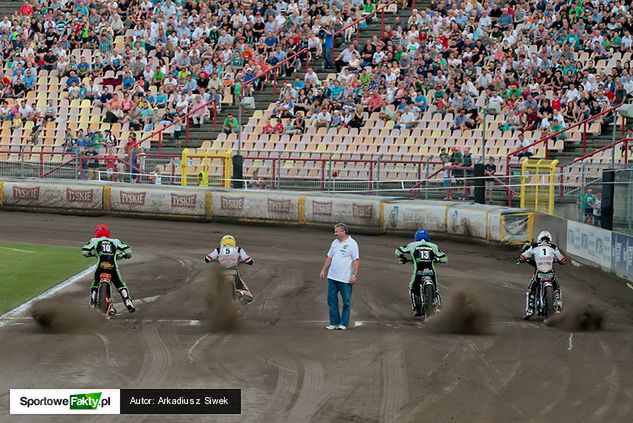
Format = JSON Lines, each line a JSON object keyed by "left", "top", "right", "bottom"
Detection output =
{"left": 220, "top": 269, "right": 253, "bottom": 306}
{"left": 419, "top": 269, "right": 442, "bottom": 319}
{"left": 92, "top": 253, "right": 130, "bottom": 319}
{"left": 533, "top": 272, "right": 561, "bottom": 319}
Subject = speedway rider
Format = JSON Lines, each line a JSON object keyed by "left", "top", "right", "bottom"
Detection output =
{"left": 395, "top": 229, "right": 448, "bottom": 318}
{"left": 205, "top": 234, "right": 254, "bottom": 304}
{"left": 82, "top": 224, "right": 136, "bottom": 313}
{"left": 518, "top": 230, "right": 567, "bottom": 320}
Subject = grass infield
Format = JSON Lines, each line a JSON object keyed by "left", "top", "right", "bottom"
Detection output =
{"left": 0, "top": 242, "right": 89, "bottom": 314}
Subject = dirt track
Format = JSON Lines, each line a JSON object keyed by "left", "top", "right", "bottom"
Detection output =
{"left": 1, "top": 210, "right": 633, "bottom": 422}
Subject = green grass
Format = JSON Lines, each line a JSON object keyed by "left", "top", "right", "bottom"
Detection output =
{"left": 0, "top": 242, "right": 90, "bottom": 314}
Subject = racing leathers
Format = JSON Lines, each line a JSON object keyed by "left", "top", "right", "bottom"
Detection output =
{"left": 205, "top": 245, "right": 254, "bottom": 304}
{"left": 395, "top": 241, "right": 448, "bottom": 316}
{"left": 519, "top": 241, "right": 567, "bottom": 318}
{"left": 82, "top": 237, "right": 135, "bottom": 312}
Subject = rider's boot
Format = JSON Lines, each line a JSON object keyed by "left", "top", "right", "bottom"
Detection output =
{"left": 523, "top": 291, "right": 535, "bottom": 320}
{"left": 120, "top": 288, "right": 136, "bottom": 313}
{"left": 410, "top": 289, "right": 422, "bottom": 317}
{"left": 236, "top": 289, "right": 253, "bottom": 305}
{"left": 89, "top": 287, "right": 98, "bottom": 309}
{"left": 554, "top": 290, "right": 562, "bottom": 313}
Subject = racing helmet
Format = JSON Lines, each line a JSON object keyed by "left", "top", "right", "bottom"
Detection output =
{"left": 537, "top": 231, "right": 552, "bottom": 244}
{"left": 95, "top": 224, "right": 111, "bottom": 238}
{"left": 414, "top": 229, "right": 430, "bottom": 242}
{"left": 221, "top": 234, "right": 236, "bottom": 247}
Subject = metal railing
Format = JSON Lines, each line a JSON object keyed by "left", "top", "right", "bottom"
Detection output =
{"left": 136, "top": 0, "right": 400, "bottom": 149}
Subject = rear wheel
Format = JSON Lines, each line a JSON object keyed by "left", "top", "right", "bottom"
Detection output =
{"left": 543, "top": 286, "right": 555, "bottom": 318}
{"left": 98, "top": 280, "right": 111, "bottom": 316}
{"left": 423, "top": 283, "right": 436, "bottom": 318}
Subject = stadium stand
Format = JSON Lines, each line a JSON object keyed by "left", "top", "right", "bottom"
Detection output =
{"left": 0, "top": 0, "right": 632, "bottom": 198}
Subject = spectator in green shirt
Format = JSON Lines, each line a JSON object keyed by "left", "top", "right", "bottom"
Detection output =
{"left": 223, "top": 114, "right": 240, "bottom": 134}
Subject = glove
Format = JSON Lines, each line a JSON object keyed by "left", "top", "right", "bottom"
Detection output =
{"left": 124, "top": 251, "right": 132, "bottom": 259}
{"left": 398, "top": 256, "right": 408, "bottom": 264}
{"left": 204, "top": 256, "right": 211, "bottom": 263}
{"left": 244, "top": 257, "right": 254, "bottom": 265}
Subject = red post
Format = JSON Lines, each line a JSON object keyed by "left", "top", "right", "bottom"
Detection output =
{"left": 158, "top": 131, "right": 162, "bottom": 154}
{"left": 625, "top": 140, "right": 629, "bottom": 166}
{"left": 213, "top": 100, "right": 217, "bottom": 129}
{"left": 321, "top": 160, "right": 326, "bottom": 191}
{"left": 356, "top": 21, "right": 359, "bottom": 41}
{"left": 273, "top": 70, "right": 277, "bottom": 96}
{"left": 369, "top": 160, "right": 373, "bottom": 192}
{"left": 272, "top": 158, "right": 276, "bottom": 189}
{"left": 417, "top": 162, "right": 421, "bottom": 193}
{"left": 381, "top": 9, "right": 385, "bottom": 38}
{"left": 545, "top": 137, "right": 549, "bottom": 159}
{"left": 39, "top": 153, "right": 43, "bottom": 177}
{"left": 583, "top": 121, "right": 587, "bottom": 153}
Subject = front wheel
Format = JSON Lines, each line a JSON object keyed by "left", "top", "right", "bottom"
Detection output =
{"left": 422, "top": 283, "right": 436, "bottom": 319}
{"left": 543, "top": 285, "right": 555, "bottom": 319}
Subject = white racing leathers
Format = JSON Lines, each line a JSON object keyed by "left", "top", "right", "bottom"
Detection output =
{"left": 205, "top": 246, "right": 254, "bottom": 303}
{"left": 519, "top": 242, "right": 567, "bottom": 315}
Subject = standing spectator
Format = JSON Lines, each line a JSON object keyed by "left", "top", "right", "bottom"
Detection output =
{"left": 593, "top": 193, "right": 602, "bottom": 227}
{"left": 484, "top": 157, "right": 497, "bottom": 203}
{"left": 319, "top": 223, "right": 360, "bottom": 331}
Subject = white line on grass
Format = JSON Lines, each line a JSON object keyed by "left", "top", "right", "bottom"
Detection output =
{"left": 0, "top": 265, "right": 95, "bottom": 327}
{"left": 0, "top": 246, "right": 34, "bottom": 254}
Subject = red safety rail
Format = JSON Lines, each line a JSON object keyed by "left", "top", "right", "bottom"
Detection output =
{"left": 557, "top": 137, "right": 632, "bottom": 196}
{"left": 504, "top": 103, "right": 627, "bottom": 205}
{"left": 137, "top": 0, "right": 400, "bottom": 150}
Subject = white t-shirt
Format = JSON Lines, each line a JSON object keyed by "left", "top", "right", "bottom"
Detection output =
{"left": 327, "top": 236, "right": 360, "bottom": 283}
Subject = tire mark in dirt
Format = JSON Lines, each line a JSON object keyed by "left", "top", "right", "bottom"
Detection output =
{"left": 258, "top": 356, "right": 300, "bottom": 420}
{"left": 529, "top": 365, "right": 571, "bottom": 422}
{"left": 95, "top": 332, "right": 130, "bottom": 386}
{"left": 285, "top": 360, "right": 325, "bottom": 422}
{"left": 133, "top": 325, "right": 172, "bottom": 387}
{"left": 593, "top": 338, "right": 620, "bottom": 422}
{"left": 379, "top": 334, "right": 408, "bottom": 423}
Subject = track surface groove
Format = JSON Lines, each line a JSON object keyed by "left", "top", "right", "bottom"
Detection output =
{"left": 1, "top": 211, "right": 633, "bottom": 422}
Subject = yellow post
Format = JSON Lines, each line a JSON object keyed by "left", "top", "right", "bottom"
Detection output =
{"left": 548, "top": 160, "right": 559, "bottom": 215}
{"left": 223, "top": 150, "right": 232, "bottom": 188}
{"left": 181, "top": 148, "right": 190, "bottom": 186}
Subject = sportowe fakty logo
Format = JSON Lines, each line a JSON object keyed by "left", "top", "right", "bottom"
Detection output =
{"left": 20, "top": 392, "right": 111, "bottom": 410}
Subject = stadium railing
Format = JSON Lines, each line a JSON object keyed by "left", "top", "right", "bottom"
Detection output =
{"left": 140, "top": 0, "right": 400, "bottom": 151}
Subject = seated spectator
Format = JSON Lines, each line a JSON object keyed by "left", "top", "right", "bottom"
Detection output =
{"left": 315, "top": 107, "right": 332, "bottom": 128}
{"left": 222, "top": 114, "right": 240, "bottom": 134}
{"left": 516, "top": 133, "right": 534, "bottom": 158}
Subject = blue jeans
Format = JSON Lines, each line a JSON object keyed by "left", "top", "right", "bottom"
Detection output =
{"left": 327, "top": 279, "right": 353, "bottom": 326}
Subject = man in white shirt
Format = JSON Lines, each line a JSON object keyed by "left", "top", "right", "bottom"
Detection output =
{"left": 320, "top": 223, "right": 360, "bottom": 330}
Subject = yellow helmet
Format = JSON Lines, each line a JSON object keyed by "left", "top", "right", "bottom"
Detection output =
{"left": 221, "top": 235, "right": 236, "bottom": 247}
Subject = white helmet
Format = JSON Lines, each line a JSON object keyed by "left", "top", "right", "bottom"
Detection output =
{"left": 537, "top": 231, "right": 553, "bottom": 244}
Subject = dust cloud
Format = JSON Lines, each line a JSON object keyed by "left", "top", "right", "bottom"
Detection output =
{"left": 427, "top": 286, "right": 491, "bottom": 334}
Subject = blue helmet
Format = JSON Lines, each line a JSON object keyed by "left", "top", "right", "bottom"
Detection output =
{"left": 414, "top": 229, "right": 430, "bottom": 242}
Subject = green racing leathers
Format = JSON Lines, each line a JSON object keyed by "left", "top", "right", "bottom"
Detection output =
{"left": 82, "top": 237, "right": 135, "bottom": 311}
{"left": 395, "top": 240, "right": 448, "bottom": 315}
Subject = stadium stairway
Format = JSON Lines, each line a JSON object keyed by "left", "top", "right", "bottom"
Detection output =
{"left": 0, "top": 1, "right": 18, "bottom": 17}
{"left": 150, "top": 3, "right": 424, "bottom": 156}
{"left": 550, "top": 122, "right": 633, "bottom": 164}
